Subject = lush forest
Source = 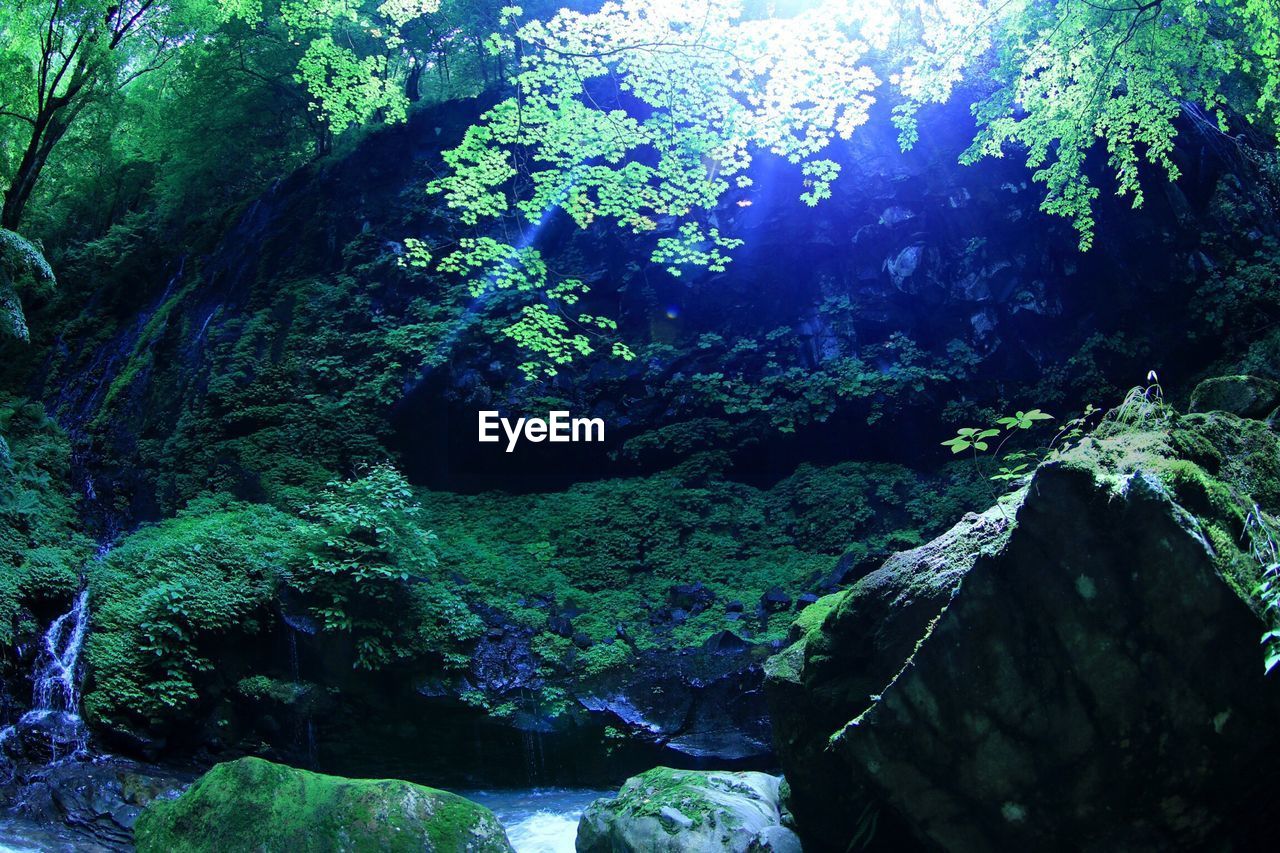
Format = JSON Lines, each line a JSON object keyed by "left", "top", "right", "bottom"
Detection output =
{"left": 1, "top": 1, "right": 1280, "bottom": 851}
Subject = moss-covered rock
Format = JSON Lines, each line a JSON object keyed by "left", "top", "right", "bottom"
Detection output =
{"left": 576, "top": 767, "right": 801, "bottom": 853}
{"left": 134, "top": 757, "right": 513, "bottom": 852}
{"left": 767, "top": 412, "right": 1280, "bottom": 851}
{"left": 1188, "top": 374, "right": 1280, "bottom": 419}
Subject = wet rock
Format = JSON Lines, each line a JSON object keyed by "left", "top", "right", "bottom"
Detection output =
{"left": 668, "top": 583, "right": 716, "bottom": 613}
{"left": 577, "top": 767, "right": 801, "bottom": 853}
{"left": 577, "top": 645, "right": 774, "bottom": 762}
{"left": 766, "top": 416, "right": 1280, "bottom": 852}
{"left": 1189, "top": 375, "right": 1280, "bottom": 419}
{"left": 1, "top": 710, "right": 87, "bottom": 766}
{"left": 885, "top": 245, "right": 924, "bottom": 291}
{"left": 134, "top": 757, "right": 513, "bottom": 852}
{"left": 702, "top": 630, "right": 750, "bottom": 654}
{"left": 816, "top": 552, "right": 874, "bottom": 592}
{"left": 573, "top": 632, "right": 593, "bottom": 650}
{"left": 760, "top": 588, "right": 792, "bottom": 613}
{"left": 794, "top": 593, "right": 820, "bottom": 611}
{"left": 878, "top": 206, "right": 915, "bottom": 226}
{"left": 725, "top": 600, "right": 745, "bottom": 613}
{"left": 0, "top": 756, "right": 189, "bottom": 850}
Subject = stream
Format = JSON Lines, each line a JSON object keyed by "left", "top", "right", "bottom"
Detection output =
{"left": 464, "top": 789, "right": 613, "bottom": 853}
{"left": 0, "top": 592, "right": 615, "bottom": 852}
{"left": 0, "top": 816, "right": 114, "bottom": 853}
{"left": 0, "top": 789, "right": 613, "bottom": 852}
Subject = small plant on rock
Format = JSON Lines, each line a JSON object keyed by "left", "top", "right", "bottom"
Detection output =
{"left": 1244, "top": 505, "right": 1280, "bottom": 674}
{"left": 943, "top": 408, "right": 1055, "bottom": 517}
{"left": 1114, "top": 371, "right": 1169, "bottom": 427}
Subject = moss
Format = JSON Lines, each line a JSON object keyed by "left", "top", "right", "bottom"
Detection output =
{"left": 0, "top": 395, "right": 93, "bottom": 645}
{"left": 1048, "top": 411, "right": 1279, "bottom": 603}
{"left": 789, "top": 592, "right": 844, "bottom": 643}
{"left": 134, "top": 756, "right": 513, "bottom": 853}
{"left": 598, "top": 767, "right": 742, "bottom": 831}
{"left": 236, "top": 675, "right": 314, "bottom": 706}
{"left": 84, "top": 497, "right": 313, "bottom": 728}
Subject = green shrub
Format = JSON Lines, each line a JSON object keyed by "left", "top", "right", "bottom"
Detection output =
{"left": 85, "top": 496, "right": 311, "bottom": 725}
{"left": 0, "top": 395, "right": 91, "bottom": 645}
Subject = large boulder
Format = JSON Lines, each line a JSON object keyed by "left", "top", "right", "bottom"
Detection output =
{"left": 766, "top": 413, "right": 1280, "bottom": 852}
{"left": 134, "top": 756, "right": 513, "bottom": 852}
{"left": 576, "top": 767, "right": 801, "bottom": 853}
{"left": 1188, "top": 374, "right": 1280, "bottom": 419}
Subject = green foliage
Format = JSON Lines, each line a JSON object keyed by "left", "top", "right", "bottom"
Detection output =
{"left": 416, "top": 0, "right": 1280, "bottom": 367}
{"left": 1245, "top": 507, "right": 1280, "bottom": 674}
{"left": 85, "top": 496, "right": 311, "bottom": 724}
{"left": 1113, "top": 373, "right": 1169, "bottom": 428}
{"left": 680, "top": 332, "right": 974, "bottom": 433}
{"left": 220, "top": 1, "right": 440, "bottom": 132}
{"left": 222, "top": 0, "right": 545, "bottom": 134}
{"left": 943, "top": 405, "right": 1067, "bottom": 519}
{"left": 293, "top": 464, "right": 481, "bottom": 669}
{"left": 84, "top": 464, "right": 485, "bottom": 726}
{"left": 420, "top": 455, "right": 987, "bottom": 710}
{"left": 0, "top": 229, "right": 55, "bottom": 342}
{"left": 943, "top": 409, "right": 1054, "bottom": 468}
{"left": 901, "top": 0, "right": 1280, "bottom": 250}
{"left": 0, "top": 0, "right": 233, "bottom": 230}
{"left": 941, "top": 427, "right": 1000, "bottom": 455}
{"left": 422, "top": 0, "right": 887, "bottom": 375}
{"left": 0, "top": 395, "right": 92, "bottom": 645}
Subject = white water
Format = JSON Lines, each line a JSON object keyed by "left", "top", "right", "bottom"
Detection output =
{"left": 32, "top": 590, "right": 90, "bottom": 716}
{"left": 467, "top": 788, "right": 613, "bottom": 853}
{"left": 0, "top": 589, "right": 91, "bottom": 760}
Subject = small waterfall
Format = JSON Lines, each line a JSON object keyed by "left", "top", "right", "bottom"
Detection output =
{"left": 0, "top": 590, "right": 92, "bottom": 764}
{"left": 32, "top": 590, "right": 90, "bottom": 717}
{"left": 521, "top": 730, "right": 547, "bottom": 786}
{"left": 286, "top": 625, "right": 318, "bottom": 768}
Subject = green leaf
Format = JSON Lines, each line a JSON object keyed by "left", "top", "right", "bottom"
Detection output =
{"left": 1266, "top": 651, "right": 1280, "bottom": 675}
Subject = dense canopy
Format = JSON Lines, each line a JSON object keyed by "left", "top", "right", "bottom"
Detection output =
{"left": 0, "top": 0, "right": 1276, "bottom": 371}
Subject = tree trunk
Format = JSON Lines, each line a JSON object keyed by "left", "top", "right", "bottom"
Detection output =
{"left": 2, "top": 105, "right": 75, "bottom": 231}
{"left": 405, "top": 62, "right": 423, "bottom": 103}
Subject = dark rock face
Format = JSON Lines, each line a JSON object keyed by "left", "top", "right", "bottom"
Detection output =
{"left": 767, "top": 416, "right": 1280, "bottom": 852}
{"left": 577, "top": 646, "right": 775, "bottom": 762}
{"left": 1189, "top": 374, "right": 1280, "bottom": 419}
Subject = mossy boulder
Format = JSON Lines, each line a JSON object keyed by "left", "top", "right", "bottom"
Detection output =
{"left": 576, "top": 767, "right": 801, "bottom": 853}
{"left": 766, "top": 413, "right": 1280, "bottom": 851}
{"left": 1188, "top": 374, "right": 1280, "bottom": 419}
{"left": 133, "top": 757, "right": 513, "bottom": 852}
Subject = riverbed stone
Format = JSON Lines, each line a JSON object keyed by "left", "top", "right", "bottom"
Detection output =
{"left": 576, "top": 767, "right": 801, "bottom": 852}
{"left": 134, "top": 756, "right": 513, "bottom": 852}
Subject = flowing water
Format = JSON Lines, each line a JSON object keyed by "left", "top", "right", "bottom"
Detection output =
{"left": 0, "top": 590, "right": 91, "bottom": 761}
{"left": 31, "top": 590, "right": 90, "bottom": 718}
{"left": 0, "top": 816, "right": 113, "bottom": 852}
{"left": 467, "top": 788, "right": 613, "bottom": 853}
